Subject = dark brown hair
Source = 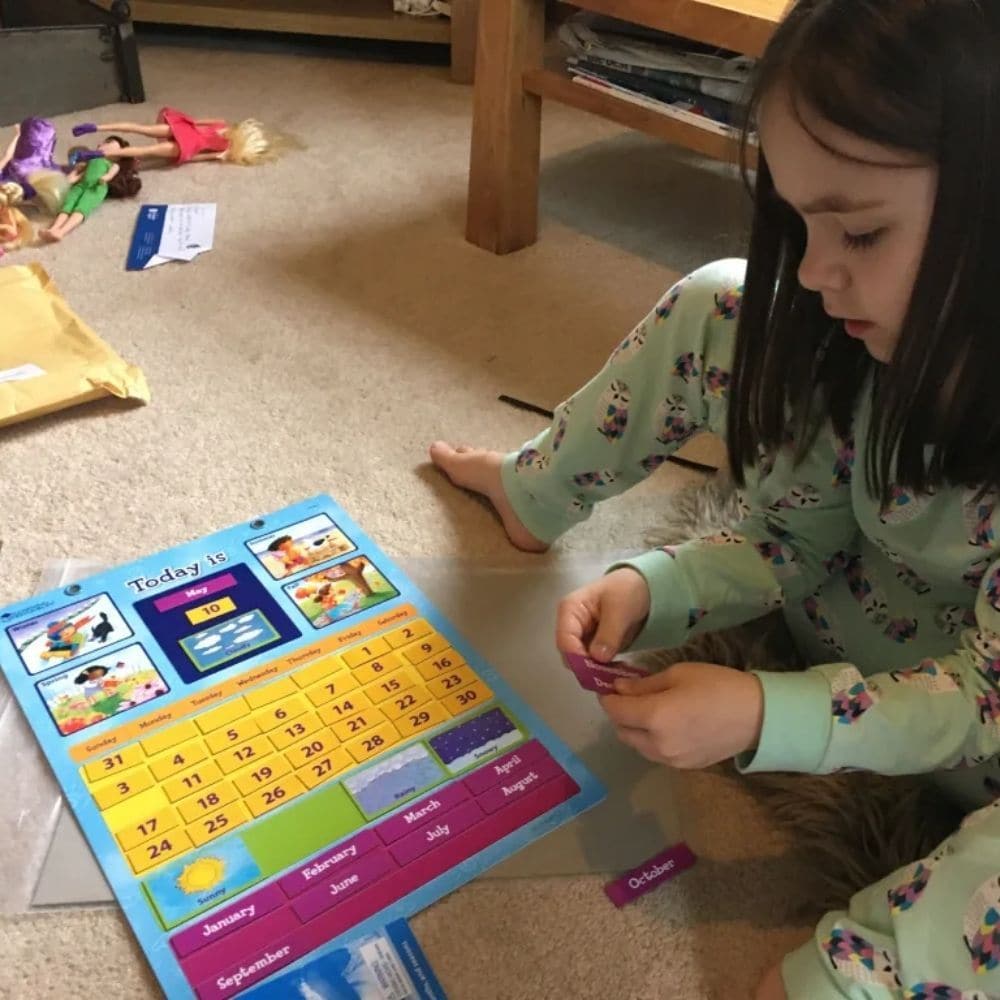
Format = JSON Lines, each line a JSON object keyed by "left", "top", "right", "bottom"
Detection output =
{"left": 728, "top": 0, "right": 1000, "bottom": 502}
{"left": 104, "top": 136, "right": 142, "bottom": 199}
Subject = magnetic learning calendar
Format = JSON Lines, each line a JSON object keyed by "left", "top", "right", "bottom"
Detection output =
{"left": 0, "top": 496, "right": 604, "bottom": 998}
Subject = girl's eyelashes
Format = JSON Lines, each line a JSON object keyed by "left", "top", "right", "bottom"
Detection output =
{"left": 843, "top": 227, "right": 886, "bottom": 251}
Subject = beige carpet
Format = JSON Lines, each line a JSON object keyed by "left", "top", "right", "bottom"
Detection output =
{"left": 0, "top": 32, "right": 809, "bottom": 1000}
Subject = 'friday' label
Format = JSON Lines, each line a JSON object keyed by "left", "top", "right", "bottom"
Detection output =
{"left": 603, "top": 842, "right": 697, "bottom": 907}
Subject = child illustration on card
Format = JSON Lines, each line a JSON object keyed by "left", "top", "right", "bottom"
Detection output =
{"left": 39, "top": 645, "right": 168, "bottom": 736}
{"left": 267, "top": 535, "right": 312, "bottom": 573}
{"left": 40, "top": 616, "right": 93, "bottom": 661}
{"left": 286, "top": 557, "right": 398, "bottom": 626}
{"left": 74, "top": 663, "right": 113, "bottom": 704}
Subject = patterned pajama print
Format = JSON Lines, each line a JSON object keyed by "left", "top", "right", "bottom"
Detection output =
{"left": 501, "top": 260, "right": 1000, "bottom": 998}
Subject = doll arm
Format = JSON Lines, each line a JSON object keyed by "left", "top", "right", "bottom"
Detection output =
{"left": 0, "top": 124, "right": 20, "bottom": 171}
{"left": 99, "top": 163, "right": 120, "bottom": 185}
{"left": 189, "top": 151, "right": 227, "bottom": 162}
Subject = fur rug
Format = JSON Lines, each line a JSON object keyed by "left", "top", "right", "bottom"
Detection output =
{"left": 640, "top": 476, "right": 964, "bottom": 917}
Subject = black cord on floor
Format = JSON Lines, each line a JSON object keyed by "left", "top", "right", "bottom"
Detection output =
{"left": 497, "top": 395, "right": 720, "bottom": 475}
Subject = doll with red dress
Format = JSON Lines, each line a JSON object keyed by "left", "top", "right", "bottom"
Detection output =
{"left": 72, "top": 108, "right": 281, "bottom": 167}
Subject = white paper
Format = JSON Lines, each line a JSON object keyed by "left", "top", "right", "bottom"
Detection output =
{"left": 158, "top": 203, "right": 216, "bottom": 260}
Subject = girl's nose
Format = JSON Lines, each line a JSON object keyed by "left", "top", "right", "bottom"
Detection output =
{"left": 798, "top": 240, "right": 849, "bottom": 295}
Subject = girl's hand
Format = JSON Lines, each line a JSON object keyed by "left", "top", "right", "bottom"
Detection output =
{"left": 555, "top": 568, "right": 650, "bottom": 662}
{"left": 598, "top": 662, "right": 764, "bottom": 768}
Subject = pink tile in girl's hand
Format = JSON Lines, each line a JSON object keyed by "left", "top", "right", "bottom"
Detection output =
{"left": 562, "top": 651, "right": 648, "bottom": 693}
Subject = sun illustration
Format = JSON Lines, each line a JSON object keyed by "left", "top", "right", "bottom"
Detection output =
{"left": 176, "top": 856, "right": 226, "bottom": 895}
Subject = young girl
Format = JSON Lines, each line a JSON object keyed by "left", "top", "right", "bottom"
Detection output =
{"left": 431, "top": 1, "right": 1000, "bottom": 996}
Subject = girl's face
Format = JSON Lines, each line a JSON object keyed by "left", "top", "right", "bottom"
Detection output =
{"left": 759, "top": 87, "right": 938, "bottom": 364}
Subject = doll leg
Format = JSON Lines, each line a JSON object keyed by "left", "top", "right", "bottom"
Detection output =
{"left": 430, "top": 259, "right": 746, "bottom": 551}
{"left": 94, "top": 122, "right": 172, "bottom": 139}
{"left": 40, "top": 213, "right": 69, "bottom": 240}
{"left": 41, "top": 212, "right": 83, "bottom": 241}
{"left": 53, "top": 212, "right": 86, "bottom": 239}
{"left": 108, "top": 141, "right": 180, "bottom": 161}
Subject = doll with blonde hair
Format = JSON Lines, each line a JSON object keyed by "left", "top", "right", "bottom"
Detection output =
{"left": 0, "top": 182, "right": 35, "bottom": 253}
{"left": 72, "top": 108, "right": 282, "bottom": 167}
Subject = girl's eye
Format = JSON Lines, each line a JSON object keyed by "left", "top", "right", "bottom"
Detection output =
{"left": 843, "top": 227, "right": 886, "bottom": 251}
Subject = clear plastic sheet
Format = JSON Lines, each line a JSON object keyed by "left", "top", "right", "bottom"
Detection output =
{"left": 0, "top": 558, "right": 104, "bottom": 914}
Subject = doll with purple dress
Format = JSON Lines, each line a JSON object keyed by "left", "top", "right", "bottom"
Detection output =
{"left": 0, "top": 118, "right": 69, "bottom": 214}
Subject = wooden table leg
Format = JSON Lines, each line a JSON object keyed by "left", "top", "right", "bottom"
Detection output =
{"left": 465, "top": 0, "right": 545, "bottom": 253}
{"left": 449, "top": 0, "right": 479, "bottom": 83}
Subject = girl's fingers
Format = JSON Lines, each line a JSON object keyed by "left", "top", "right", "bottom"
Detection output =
{"left": 613, "top": 724, "right": 665, "bottom": 764}
{"left": 555, "top": 591, "right": 598, "bottom": 656}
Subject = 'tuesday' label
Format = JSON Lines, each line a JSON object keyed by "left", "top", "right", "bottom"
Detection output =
{"left": 604, "top": 842, "right": 697, "bottom": 907}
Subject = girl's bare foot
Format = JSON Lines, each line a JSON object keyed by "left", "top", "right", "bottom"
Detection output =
{"left": 428, "top": 442, "right": 549, "bottom": 553}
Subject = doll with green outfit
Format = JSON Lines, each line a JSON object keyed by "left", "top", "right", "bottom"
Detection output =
{"left": 41, "top": 136, "right": 140, "bottom": 242}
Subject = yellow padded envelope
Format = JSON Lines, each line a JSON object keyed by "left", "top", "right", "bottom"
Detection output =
{"left": 0, "top": 263, "right": 149, "bottom": 427}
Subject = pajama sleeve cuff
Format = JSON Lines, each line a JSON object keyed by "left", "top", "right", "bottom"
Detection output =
{"left": 736, "top": 670, "right": 833, "bottom": 775}
{"left": 781, "top": 936, "right": 846, "bottom": 1000}
{"left": 607, "top": 548, "right": 696, "bottom": 652}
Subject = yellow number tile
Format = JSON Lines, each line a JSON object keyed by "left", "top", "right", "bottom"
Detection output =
{"left": 245, "top": 677, "right": 297, "bottom": 710}
{"left": 176, "top": 780, "right": 238, "bottom": 824}
{"left": 187, "top": 800, "right": 250, "bottom": 847}
{"left": 399, "top": 633, "right": 449, "bottom": 666}
{"left": 352, "top": 652, "right": 403, "bottom": 685}
{"left": 148, "top": 738, "right": 209, "bottom": 782}
{"left": 126, "top": 829, "right": 193, "bottom": 875}
{"left": 194, "top": 698, "right": 251, "bottom": 735}
{"left": 232, "top": 755, "right": 292, "bottom": 796}
{"left": 267, "top": 712, "right": 323, "bottom": 751}
{"left": 284, "top": 731, "right": 339, "bottom": 770}
{"left": 416, "top": 649, "right": 467, "bottom": 682}
{"left": 140, "top": 719, "right": 200, "bottom": 757}
{"left": 291, "top": 654, "right": 345, "bottom": 690}
{"left": 92, "top": 767, "right": 155, "bottom": 810}
{"left": 384, "top": 619, "right": 432, "bottom": 648}
{"left": 296, "top": 746, "right": 354, "bottom": 790}
{"left": 115, "top": 806, "right": 180, "bottom": 853}
{"left": 185, "top": 596, "right": 236, "bottom": 626}
{"left": 441, "top": 680, "right": 493, "bottom": 717}
{"left": 426, "top": 665, "right": 477, "bottom": 700}
{"left": 331, "top": 708, "right": 386, "bottom": 742}
{"left": 254, "top": 694, "right": 308, "bottom": 732}
{"left": 244, "top": 774, "right": 306, "bottom": 818}
{"left": 344, "top": 722, "right": 399, "bottom": 764}
{"left": 303, "top": 671, "right": 359, "bottom": 708}
{"left": 83, "top": 744, "right": 145, "bottom": 783}
{"left": 392, "top": 700, "right": 450, "bottom": 738}
{"left": 163, "top": 760, "right": 224, "bottom": 802}
{"left": 205, "top": 717, "right": 261, "bottom": 754}
{"left": 364, "top": 667, "right": 420, "bottom": 705}
{"left": 342, "top": 637, "right": 390, "bottom": 668}
{"left": 381, "top": 686, "right": 433, "bottom": 721}
{"left": 216, "top": 735, "right": 274, "bottom": 775}
{"left": 317, "top": 690, "right": 371, "bottom": 725}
